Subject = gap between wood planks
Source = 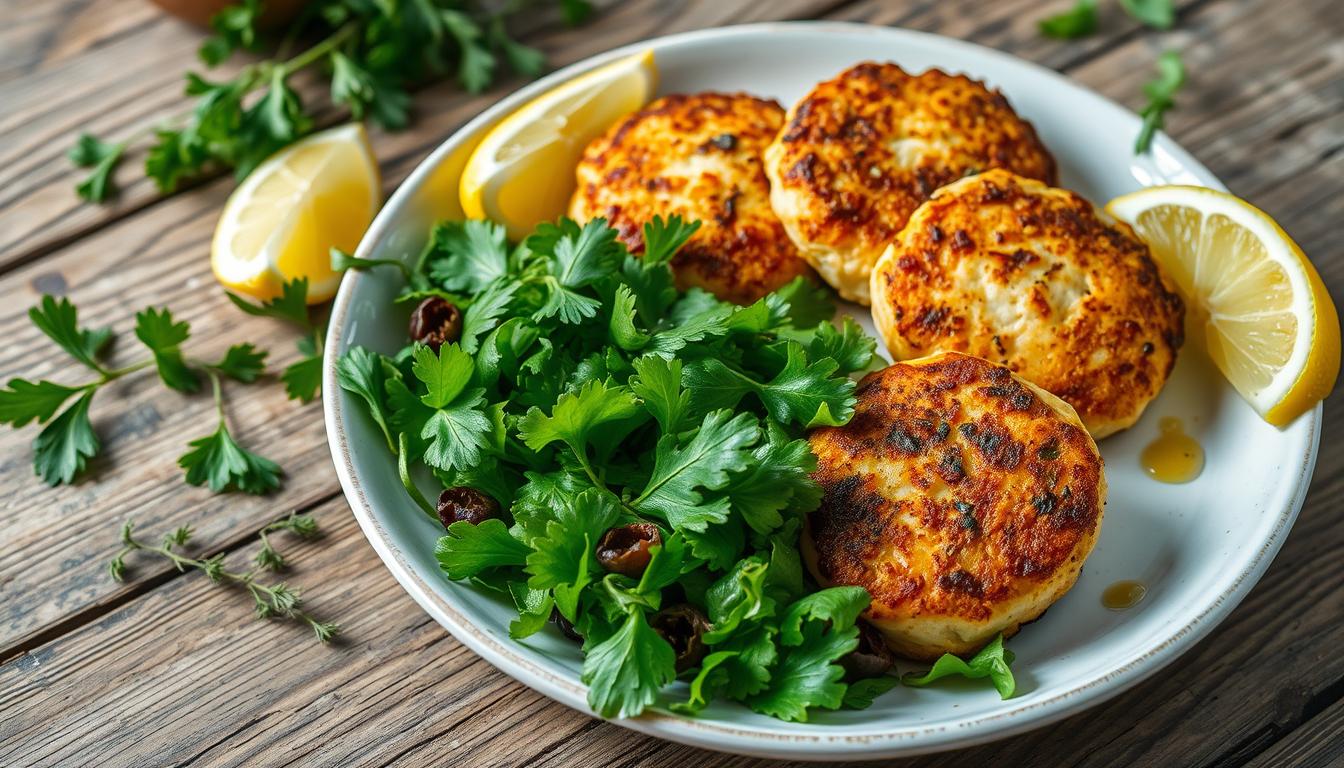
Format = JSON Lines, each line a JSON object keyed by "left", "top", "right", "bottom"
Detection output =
{"left": 7, "top": 0, "right": 1343, "bottom": 765}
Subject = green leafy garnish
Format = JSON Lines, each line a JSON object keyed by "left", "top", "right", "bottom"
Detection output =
{"left": 902, "top": 633, "right": 1018, "bottom": 699}
{"left": 226, "top": 278, "right": 324, "bottom": 403}
{"left": 1038, "top": 0, "right": 1098, "bottom": 39}
{"left": 338, "top": 215, "right": 941, "bottom": 721}
{"left": 1134, "top": 50, "right": 1186, "bottom": 153}
{"left": 1120, "top": 0, "right": 1175, "bottom": 28}
{"left": 71, "top": 0, "right": 589, "bottom": 201}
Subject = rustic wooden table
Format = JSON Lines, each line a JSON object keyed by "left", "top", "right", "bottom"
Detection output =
{"left": 1, "top": 0, "right": 1341, "bottom": 765}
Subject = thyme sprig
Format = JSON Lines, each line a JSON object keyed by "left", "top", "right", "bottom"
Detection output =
{"left": 109, "top": 514, "right": 339, "bottom": 643}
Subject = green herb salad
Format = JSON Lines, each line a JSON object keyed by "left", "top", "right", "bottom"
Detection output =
{"left": 336, "top": 215, "right": 1014, "bottom": 721}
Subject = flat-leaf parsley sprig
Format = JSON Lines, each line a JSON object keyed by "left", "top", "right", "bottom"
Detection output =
{"left": 338, "top": 215, "right": 921, "bottom": 721}
{"left": 225, "top": 277, "right": 325, "bottom": 403}
{"left": 70, "top": 0, "right": 592, "bottom": 202}
{"left": 0, "top": 296, "right": 280, "bottom": 492}
{"left": 109, "top": 513, "right": 339, "bottom": 643}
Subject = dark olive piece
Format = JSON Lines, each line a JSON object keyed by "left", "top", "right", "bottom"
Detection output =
{"left": 650, "top": 604, "right": 710, "bottom": 673}
{"left": 595, "top": 522, "right": 662, "bottom": 578}
{"left": 840, "top": 621, "right": 895, "bottom": 682}
{"left": 408, "top": 296, "right": 463, "bottom": 350}
{"left": 550, "top": 607, "right": 583, "bottom": 643}
{"left": 436, "top": 487, "right": 500, "bottom": 529}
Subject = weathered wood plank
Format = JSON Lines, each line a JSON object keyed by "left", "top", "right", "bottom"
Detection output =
{"left": 0, "top": 0, "right": 857, "bottom": 658}
{"left": 1243, "top": 696, "right": 1344, "bottom": 768}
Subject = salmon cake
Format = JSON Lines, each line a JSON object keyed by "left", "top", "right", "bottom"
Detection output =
{"left": 870, "top": 169, "right": 1185, "bottom": 438}
{"left": 569, "top": 91, "right": 811, "bottom": 304}
{"left": 764, "top": 63, "right": 1057, "bottom": 304}
{"left": 801, "top": 352, "right": 1106, "bottom": 660}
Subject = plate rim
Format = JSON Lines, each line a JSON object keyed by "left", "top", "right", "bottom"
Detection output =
{"left": 322, "top": 20, "right": 1322, "bottom": 760}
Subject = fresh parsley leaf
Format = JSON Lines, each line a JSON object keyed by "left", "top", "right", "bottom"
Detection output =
{"left": 29, "top": 295, "right": 112, "bottom": 371}
{"left": 608, "top": 284, "right": 651, "bottom": 351}
{"left": 179, "top": 422, "right": 282, "bottom": 494}
{"left": 134, "top": 307, "right": 200, "bottom": 393}
{"left": 336, "top": 346, "right": 395, "bottom": 452}
{"left": 724, "top": 421, "right": 820, "bottom": 535}
{"left": 435, "top": 518, "right": 530, "bottom": 579}
{"left": 517, "top": 379, "right": 642, "bottom": 458}
{"left": 0, "top": 379, "right": 84, "bottom": 427}
{"left": 508, "top": 582, "right": 555, "bottom": 639}
{"left": 235, "top": 69, "right": 312, "bottom": 179}
{"left": 212, "top": 342, "right": 268, "bottom": 383}
{"left": 413, "top": 343, "right": 475, "bottom": 408}
{"left": 748, "top": 594, "right": 862, "bottom": 722}
{"left": 460, "top": 279, "right": 518, "bottom": 354}
{"left": 685, "top": 342, "right": 856, "bottom": 428}
{"left": 421, "top": 391, "right": 493, "bottom": 474}
{"left": 809, "top": 316, "right": 878, "bottom": 375}
{"left": 1120, "top": 0, "right": 1175, "bottom": 29}
{"left": 633, "top": 409, "right": 759, "bottom": 531}
{"left": 282, "top": 342, "right": 324, "bottom": 403}
{"left": 842, "top": 676, "right": 900, "bottom": 709}
{"left": 641, "top": 215, "right": 700, "bottom": 265}
{"left": 331, "top": 247, "right": 413, "bottom": 282}
{"left": 582, "top": 607, "right": 677, "bottom": 719}
{"left": 69, "top": 134, "right": 127, "bottom": 203}
{"left": 779, "top": 586, "right": 870, "bottom": 645}
{"left": 636, "top": 531, "right": 689, "bottom": 600}
{"left": 903, "top": 634, "right": 1017, "bottom": 699}
{"left": 1135, "top": 50, "right": 1186, "bottom": 154}
{"left": 33, "top": 391, "right": 99, "bottom": 485}
{"left": 226, "top": 278, "right": 312, "bottom": 327}
{"left": 1039, "top": 0, "right": 1098, "bottom": 39}
{"left": 766, "top": 276, "right": 835, "bottom": 330}
{"left": 488, "top": 17, "right": 546, "bottom": 77}
{"left": 427, "top": 220, "right": 510, "bottom": 294}
{"left": 702, "top": 556, "right": 774, "bottom": 643}
{"left": 199, "top": 0, "right": 262, "bottom": 66}
{"left": 532, "top": 218, "right": 625, "bottom": 324}
{"left": 525, "top": 488, "right": 622, "bottom": 619}
{"left": 630, "top": 355, "right": 688, "bottom": 435}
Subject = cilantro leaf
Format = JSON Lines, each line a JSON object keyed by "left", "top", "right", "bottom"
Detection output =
{"left": 33, "top": 391, "right": 99, "bottom": 485}
{"left": 517, "top": 379, "right": 642, "bottom": 457}
{"left": 213, "top": 342, "right": 268, "bottom": 382}
{"left": 427, "top": 220, "right": 510, "bottom": 294}
{"left": 748, "top": 615, "right": 856, "bottom": 722}
{"left": 281, "top": 337, "right": 323, "bottom": 403}
{"left": 0, "top": 379, "right": 84, "bottom": 427}
{"left": 412, "top": 343, "right": 474, "bottom": 408}
{"left": 633, "top": 410, "right": 759, "bottom": 531}
{"left": 766, "top": 276, "right": 834, "bottom": 329}
{"left": 69, "top": 134, "right": 127, "bottom": 203}
{"left": 1135, "top": 51, "right": 1186, "bottom": 154}
{"left": 460, "top": 279, "right": 518, "bottom": 354}
{"left": 525, "top": 488, "right": 622, "bottom": 619}
{"left": 842, "top": 676, "right": 900, "bottom": 709}
{"left": 421, "top": 392, "right": 493, "bottom": 474}
{"left": 582, "top": 608, "right": 677, "bottom": 718}
{"left": 179, "top": 423, "right": 281, "bottom": 494}
{"left": 685, "top": 342, "right": 855, "bottom": 427}
{"left": 630, "top": 355, "right": 688, "bottom": 435}
{"left": 436, "top": 519, "right": 530, "bottom": 579}
{"left": 336, "top": 346, "right": 395, "bottom": 452}
{"left": 608, "top": 284, "right": 651, "bottom": 351}
{"left": 724, "top": 421, "right": 820, "bottom": 535}
{"left": 134, "top": 307, "right": 200, "bottom": 393}
{"left": 1039, "top": 0, "right": 1098, "bottom": 39}
{"left": 29, "top": 295, "right": 112, "bottom": 371}
{"left": 903, "top": 633, "right": 1017, "bottom": 699}
{"left": 1120, "top": 0, "right": 1175, "bottom": 29}
{"left": 640, "top": 215, "right": 700, "bottom": 265}
{"left": 809, "top": 316, "right": 878, "bottom": 375}
{"left": 532, "top": 219, "right": 625, "bottom": 324}
{"left": 226, "top": 278, "right": 312, "bottom": 327}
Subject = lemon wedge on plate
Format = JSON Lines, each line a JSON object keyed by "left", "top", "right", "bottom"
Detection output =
{"left": 212, "top": 123, "right": 381, "bottom": 304}
{"left": 1107, "top": 186, "right": 1339, "bottom": 425}
{"left": 460, "top": 50, "right": 657, "bottom": 240}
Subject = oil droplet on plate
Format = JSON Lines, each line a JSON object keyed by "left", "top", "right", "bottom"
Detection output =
{"left": 1102, "top": 580, "right": 1147, "bottom": 611}
{"left": 1140, "top": 417, "right": 1204, "bottom": 483}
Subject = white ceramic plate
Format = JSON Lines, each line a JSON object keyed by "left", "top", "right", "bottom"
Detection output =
{"left": 323, "top": 22, "right": 1321, "bottom": 760}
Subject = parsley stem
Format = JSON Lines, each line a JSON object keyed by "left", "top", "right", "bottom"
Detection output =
{"left": 278, "top": 23, "right": 358, "bottom": 78}
{"left": 98, "top": 359, "right": 156, "bottom": 382}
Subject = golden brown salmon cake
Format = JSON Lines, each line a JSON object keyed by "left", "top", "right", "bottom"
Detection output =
{"left": 764, "top": 63, "right": 1057, "bottom": 304}
{"left": 801, "top": 352, "right": 1106, "bottom": 661}
{"left": 870, "top": 169, "right": 1185, "bottom": 438}
{"left": 569, "top": 92, "right": 811, "bottom": 304}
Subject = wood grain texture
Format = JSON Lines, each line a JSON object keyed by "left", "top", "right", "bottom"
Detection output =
{"left": 1, "top": 0, "right": 1343, "bottom": 765}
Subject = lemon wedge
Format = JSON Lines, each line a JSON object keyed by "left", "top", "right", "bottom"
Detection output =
{"left": 460, "top": 50, "right": 657, "bottom": 240}
{"left": 212, "top": 123, "right": 381, "bottom": 304}
{"left": 1107, "top": 186, "right": 1339, "bottom": 425}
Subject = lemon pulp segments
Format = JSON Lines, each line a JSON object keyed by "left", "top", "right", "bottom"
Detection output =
{"left": 459, "top": 50, "right": 657, "bottom": 239}
{"left": 212, "top": 123, "right": 380, "bottom": 304}
{"left": 1108, "top": 187, "right": 1339, "bottom": 425}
